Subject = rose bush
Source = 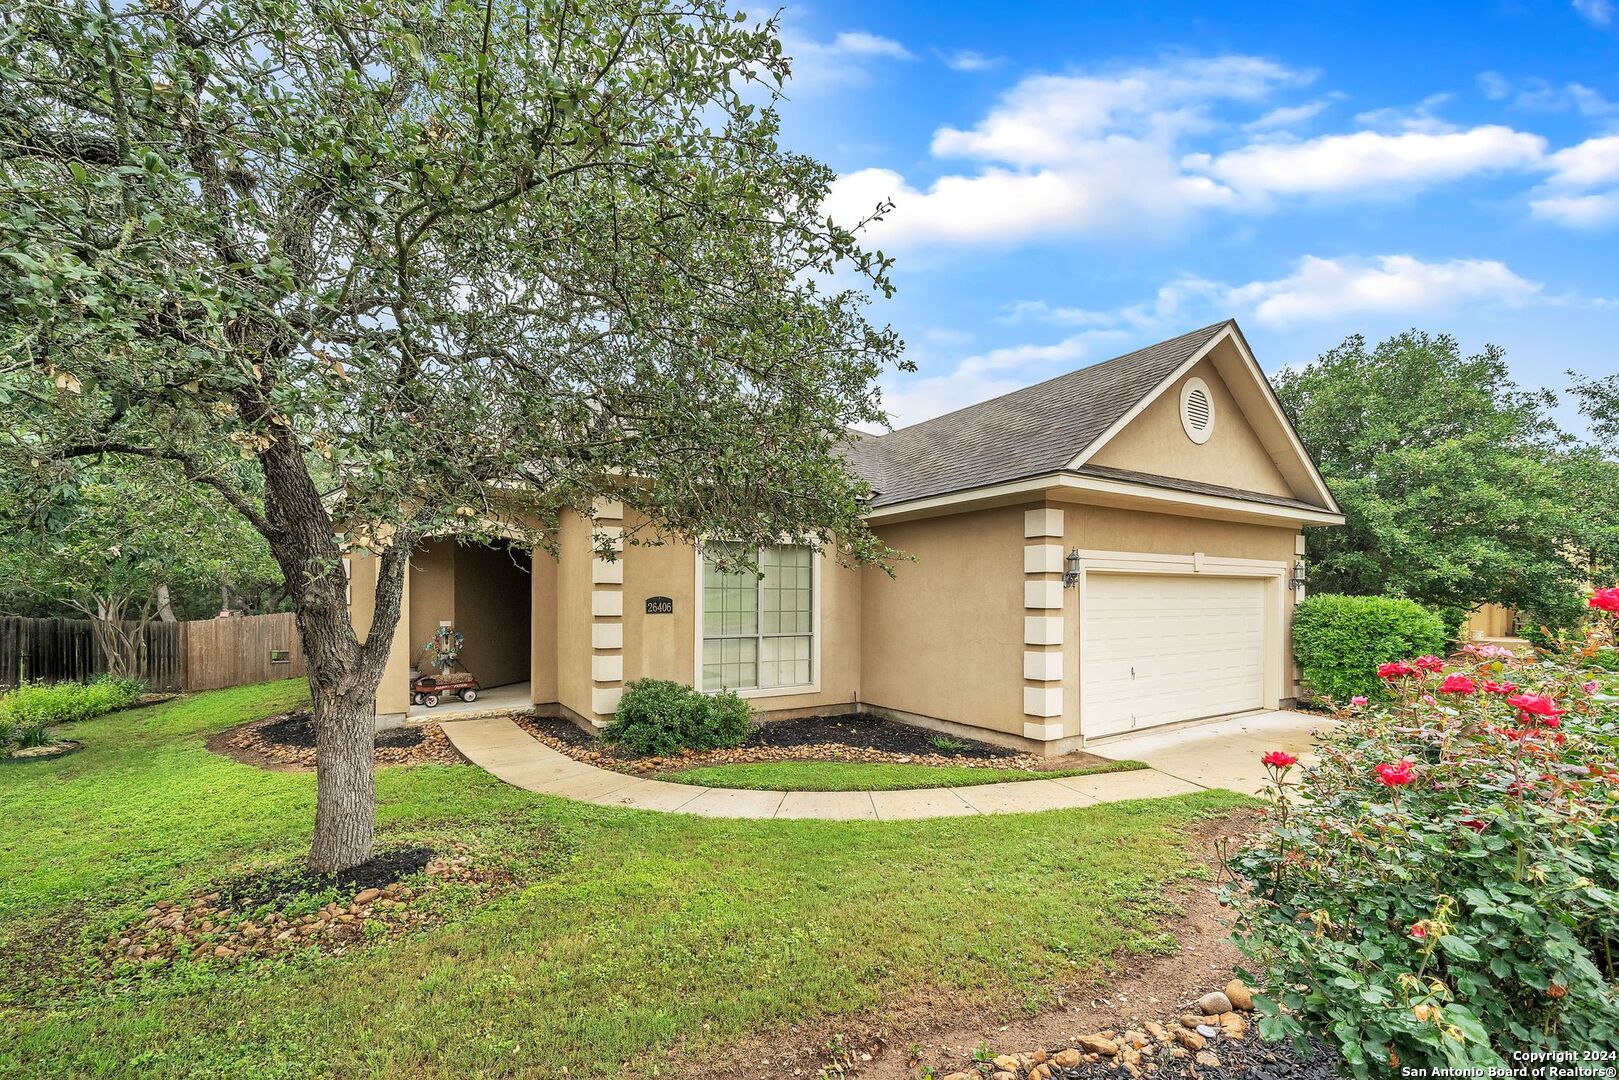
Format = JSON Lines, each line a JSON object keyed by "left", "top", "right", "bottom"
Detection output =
{"left": 1224, "top": 594, "right": 1619, "bottom": 1077}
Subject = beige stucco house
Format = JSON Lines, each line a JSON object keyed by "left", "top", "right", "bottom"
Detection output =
{"left": 347, "top": 320, "right": 1344, "bottom": 754}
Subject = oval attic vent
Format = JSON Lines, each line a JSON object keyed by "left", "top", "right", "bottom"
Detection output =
{"left": 1179, "top": 377, "right": 1215, "bottom": 444}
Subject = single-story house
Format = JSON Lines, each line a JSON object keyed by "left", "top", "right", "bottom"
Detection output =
{"left": 347, "top": 319, "right": 1344, "bottom": 754}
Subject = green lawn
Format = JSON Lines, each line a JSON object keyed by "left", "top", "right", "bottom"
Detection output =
{"left": 660, "top": 758, "right": 1146, "bottom": 791}
{"left": 0, "top": 682, "right": 1247, "bottom": 1079}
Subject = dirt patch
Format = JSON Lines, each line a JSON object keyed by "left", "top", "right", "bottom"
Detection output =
{"left": 208, "top": 711, "right": 466, "bottom": 771}
{"left": 663, "top": 811, "right": 1270, "bottom": 1080}
{"left": 513, "top": 713, "right": 1118, "bottom": 776}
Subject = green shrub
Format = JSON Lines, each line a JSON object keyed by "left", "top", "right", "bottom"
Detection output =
{"left": 1435, "top": 606, "right": 1468, "bottom": 650}
{"left": 1293, "top": 594, "right": 1446, "bottom": 703}
{"left": 0, "top": 675, "right": 146, "bottom": 730}
{"left": 602, "top": 678, "right": 754, "bottom": 756}
{"left": 0, "top": 717, "right": 49, "bottom": 753}
{"left": 1226, "top": 612, "right": 1619, "bottom": 1076}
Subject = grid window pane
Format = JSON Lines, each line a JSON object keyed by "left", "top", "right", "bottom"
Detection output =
{"left": 702, "top": 544, "right": 813, "bottom": 692}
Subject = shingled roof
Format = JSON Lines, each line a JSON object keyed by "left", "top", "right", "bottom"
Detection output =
{"left": 846, "top": 320, "right": 1237, "bottom": 508}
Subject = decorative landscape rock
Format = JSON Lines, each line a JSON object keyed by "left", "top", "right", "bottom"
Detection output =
{"left": 4, "top": 740, "right": 81, "bottom": 761}
{"left": 1198, "top": 990, "right": 1234, "bottom": 1015}
{"left": 1224, "top": 978, "right": 1254, "bottom": 1011}
{"left": 209, "top": 712, "right": 464, "bottom": 770}
{"left": 99, "top": 845, "right": 509, "bottom": 970}
{"left": 940, "top": 981, "right": 1338, "bottom": 1079}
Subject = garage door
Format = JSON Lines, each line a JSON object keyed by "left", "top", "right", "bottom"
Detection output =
{"left": 1081, "top": 573, "right": 1266, "bottom": 738}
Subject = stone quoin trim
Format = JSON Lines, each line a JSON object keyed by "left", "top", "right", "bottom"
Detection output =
{"left": 590, "top": 500, "right": 625, "bottom": 717}
{"left": 1022, "top": 506, "right": 1065, "bottom": 740}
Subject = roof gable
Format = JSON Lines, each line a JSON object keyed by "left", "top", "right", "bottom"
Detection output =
{"left": 1086, "top": 358, "right": 1297, "bottom": 499}
{"left": 848, "top": 319, "right": 1339, "bottom": 516}
{"left": 854, "top": 321, "right": 1231, "bottom": 507}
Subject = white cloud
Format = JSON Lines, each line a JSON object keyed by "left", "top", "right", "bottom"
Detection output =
{"left": 1245, "top": 96, "right": 1339, "bottom": 131}
{"left": 1573, "top": 0, "right": 1614, "bottom": 25}
{"left": 823, "top": 56, "right": 1305, "bottom": 247}
{"left": 1007, "top": 256, "right": 1543, "bottom": 330}
{"left": 1478, "top": 71, "right": 1514, "bottom": 100}
{"left": 879, "top": 254, "right": 1552, "bottom": 426}
{"left": 783, "top": 29, "right": 913, "bottom": 90}
{"left": 1352, "top": 93, "right": 1456, "bottom": 133}
{"left": 1220, "top": 255, "right": 1542, "bottom": 325}
{"left": 928, "top": 57, "right": 1307, "bottom": 167}
{"left": 938, "top": 49, "right": 1003, "bottom": 72}
{"left": 822, "top": 56, "right": 1555, "bottom": 249}
{"left": 1532, "top": 190, "right": 1619, "bottom": 226}
{"left": 827, "top": 31, "right": 913, "bottom": 59}
{"left": 1475, "top": 72, "right": 1619, "bottom": 117}
{"left": 1185, "top": 126, "right": 1547, "bottom": 200}
{"left": 878, "top": 328, "right": 1130, "bottom": 426}
{"left": 1543, "top": 134, "right": 1619, "bottom": 186}
{"left": 1529, "top": 135, "right": 1619, "bottom": 228}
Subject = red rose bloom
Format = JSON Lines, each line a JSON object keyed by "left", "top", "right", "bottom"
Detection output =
{"left": 1375, "top": 760, "right": 1417, "bottom": 786}
{"left": 1438, "top": 674, "right": 1476, "bottom": 695}
{"left": 1589, "top": 587, "right": 1619, "bottom": 613}
{"left": 1261, "top": 750, "right": 1299, "bottom": 768}
{"left": 1482, "top": 680, "right": 1519, "bottom": 696}
{"left": 1460, "top": 817, "right": 1487, "bottom": 832}
{"left": 1378, "top": 661, "right": 1417, "bottom": 679}
{"left": 1409, "top": 923, "right": 1427, "bottom": 939}
{"left": 1413, "top": 655, "right": 1445, "bottom": 673}
{"left": 1506, "top": 693, "right": 1565, "bottom": 722}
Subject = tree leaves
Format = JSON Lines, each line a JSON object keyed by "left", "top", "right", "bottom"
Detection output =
{"left": 1275, "top": 331, "right": 1609, "bottom": 623}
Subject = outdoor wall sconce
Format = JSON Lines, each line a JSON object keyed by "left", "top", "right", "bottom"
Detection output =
{"left": 1289, "top": 558, "right": 1308, "bottom": 591}
{"left": 1062, "top": 548, "right": 1082, "bottom": 589}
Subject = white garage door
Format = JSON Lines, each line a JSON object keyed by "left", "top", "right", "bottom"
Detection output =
{"left": 1081, "top": 573, "right": 1266, "bottom": 738}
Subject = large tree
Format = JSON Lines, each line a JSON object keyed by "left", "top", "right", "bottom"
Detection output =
{"left": 0, "top": 460, "right": 280, "bottom": 669}
{"left": 1275, "top": 331, "right": 1587, "bottom": 625}
{"left": 0, "top": 0, "right": 903, "bottom": 870}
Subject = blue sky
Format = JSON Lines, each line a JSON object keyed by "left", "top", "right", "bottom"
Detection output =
{"left": 764, "top": 0, "right": 1619, "bottom": 434}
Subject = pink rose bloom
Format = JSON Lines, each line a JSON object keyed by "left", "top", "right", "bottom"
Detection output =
{"left": 1350, "top": 695, "right": 1368, "bottom": 706}
{"left": 1583, "top": 680, "right": 1600, "bottom": 694}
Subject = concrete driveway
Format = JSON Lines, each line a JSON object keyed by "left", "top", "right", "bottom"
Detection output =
{"left": 1094, "top": 709, "right": 1332, "bottom": 796}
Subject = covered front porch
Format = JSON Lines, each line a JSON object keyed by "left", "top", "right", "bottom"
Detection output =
{"left": 350, "top": 532, "right": 551, "bottom": 725}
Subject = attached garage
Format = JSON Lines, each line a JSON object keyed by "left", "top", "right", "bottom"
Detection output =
{"left": 1079, "top": 572, "right": 1268, "bottom": 738}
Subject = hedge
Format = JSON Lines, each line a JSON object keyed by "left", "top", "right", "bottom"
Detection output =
{"left": 1292, "top": 593, "right": 1446, "bottom": 703}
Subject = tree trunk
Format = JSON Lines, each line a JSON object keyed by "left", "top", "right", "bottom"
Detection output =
{"left": 307, "top": 682, "right": 377, "bottom": 873}
{"left": 155, "top": 584, "right": 177, "bottom": 622}
{"left": 255, "top": 431, "right": 411, "bottom": 873}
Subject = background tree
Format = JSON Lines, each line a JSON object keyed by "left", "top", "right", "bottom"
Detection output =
{"left": 1570, "top": 372, "right": 1618, "bottom": 443}
{"left": 1275, "top": 331, "right": 1587, "bottom": 627}
{"left": 0, "top": 0, "right": 904, "bottom": 871}
{"left": 0, "top": 461, "right": 280, "bottom": 671}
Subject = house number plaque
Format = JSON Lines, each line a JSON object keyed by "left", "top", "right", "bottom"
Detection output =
{"left": 645, "top": 596, "right": 674, "bottom": 615}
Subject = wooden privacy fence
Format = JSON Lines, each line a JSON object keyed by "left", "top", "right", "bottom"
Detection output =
{"left": 180, "top": 612, "right": 305, "bottom": 691}
{"left": 0, "top": 617, "right": 183, "bottom": 692}
{"left": 0, "top": 611, "right": 303, "bottom": 693}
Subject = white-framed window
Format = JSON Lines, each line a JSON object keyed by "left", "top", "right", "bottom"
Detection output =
{"left": 700, "top": 543, "right": 815, "bottom": 692}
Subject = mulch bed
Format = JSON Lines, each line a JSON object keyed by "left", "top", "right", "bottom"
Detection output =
{"left": 208, "top": 711, "right": 466, "bottom": 771}
{"left": 513, "top": 712, "right": 1117, "bottom": 776}
{"left": 102, "top": 843, "right": 512, "bottom": 969}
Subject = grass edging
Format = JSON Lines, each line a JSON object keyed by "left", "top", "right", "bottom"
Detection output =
{"left": 657, "top": 758, "right": 1148, "bottom": 792}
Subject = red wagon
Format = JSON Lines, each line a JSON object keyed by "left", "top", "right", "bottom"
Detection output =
{"left": 411, "top": 671, "right": 481, "bottom": 707}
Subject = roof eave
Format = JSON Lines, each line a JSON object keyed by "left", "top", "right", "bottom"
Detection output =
{"left": 863, "top": 470, "right": 1346, "bottom": 529}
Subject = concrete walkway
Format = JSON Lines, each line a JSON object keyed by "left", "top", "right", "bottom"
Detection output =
{"left": 440, "top": 712, "right": 1323, "bottom": 820}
